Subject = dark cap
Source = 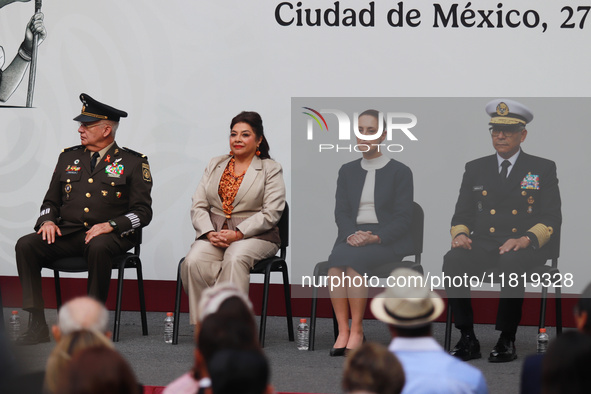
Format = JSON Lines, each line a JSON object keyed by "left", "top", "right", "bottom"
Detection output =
{"left": 73, "top": 93, "right": 128, "bottom": 123}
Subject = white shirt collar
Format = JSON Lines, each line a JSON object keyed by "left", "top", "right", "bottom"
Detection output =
{"left": 497, "top": 149, "right": 520, "bottom": 168}
{"left": 496, "top": 149, "right": 520, "bottom": 175}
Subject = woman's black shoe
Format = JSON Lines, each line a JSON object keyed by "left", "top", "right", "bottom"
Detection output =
{"left": 329, "top": 347, "right": 346, "bottom": 357}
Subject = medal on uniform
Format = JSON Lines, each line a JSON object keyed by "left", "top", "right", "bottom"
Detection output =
{"left": 105, "top": 158, "right": 124, "bottom": 178}
{"left": 521, "top": 173, "right": 540, "bottom": 190}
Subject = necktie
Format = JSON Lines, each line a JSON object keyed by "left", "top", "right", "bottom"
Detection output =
{"left": 500, "top": 160, "right": 511, "bottom": 181}
{"left": 90, "top": 152, "right": 100, "bottom": 172}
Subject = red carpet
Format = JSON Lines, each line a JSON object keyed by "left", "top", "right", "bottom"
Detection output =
{"left": 144, "top": 388, "right": 317, "bottom": 394}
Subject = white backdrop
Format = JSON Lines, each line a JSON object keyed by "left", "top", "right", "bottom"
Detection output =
{"left": 1, "top": 1, "right": 590, "bottom": 293}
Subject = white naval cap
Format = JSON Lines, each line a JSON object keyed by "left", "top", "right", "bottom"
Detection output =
{"left": 486, "top": 99, "right": 533, "bottom": 127}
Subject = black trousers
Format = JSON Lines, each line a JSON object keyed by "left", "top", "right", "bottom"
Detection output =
{"left": 443, "top": 240, "right": 546, "bottom": 333}
{"left": 15, "top": 229, "right": 134, "bottom": 310}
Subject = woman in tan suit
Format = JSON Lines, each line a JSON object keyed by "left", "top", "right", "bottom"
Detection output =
{"left": 181, "top": 111, "right": 286, "bottom": 324}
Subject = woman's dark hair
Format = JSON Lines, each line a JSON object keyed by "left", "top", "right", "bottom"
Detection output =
{"left": 542, "top": 330, "right": 591, "bottom": 394}
{"left": 230, "top": 111, "right": 271, "bottom": 159}
{"left": 359, "top": 109, "right": 386, "bottom": 132}
{"left": 193, "top": 296, "right": 260, "bottom": 380}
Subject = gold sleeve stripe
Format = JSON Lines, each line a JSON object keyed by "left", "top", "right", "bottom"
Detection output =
{"left": 527, "top": 224, "right": 553, "bottom": 248}
{"left": 451, "top": 225, "right": 470, "bottom": 239}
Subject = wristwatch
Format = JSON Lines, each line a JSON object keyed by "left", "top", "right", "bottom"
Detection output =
{"left": 108, "top": 220, "right": 118, "bottom": 230}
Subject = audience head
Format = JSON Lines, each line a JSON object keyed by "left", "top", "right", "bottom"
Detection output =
{"left": 342, "top": 342, "right": 405, "bottom": 394}
{"left": 574, "top": 282, "right": 591, "bottom": 335}
{"left": 542, "top": 330, "right": 591, "bottom": 394}
{"left": 370, "top": 268, "right": 444, "bottom": 337}
{"left": 230, "top": 111, "right": 271, "bottom": 159}
{"left": 45, "top": 329, "right": 113, "bottom": 393}
{"left": 197, "top": 300, "right": 259, "bottom": 362}
{"left": 192, "top": 283, "right": 259, "bottom": 380}
{"left": 56, "top": 345, "right": 139, "bottom": 394}
{"left": 197, "top": 283, "right": 254, "bottom": 324}
{"left": 53, "top": 296, "right": 110, "bottom": 341}
{"left": 207, "top": 349, "right": 272, "bottom": 394}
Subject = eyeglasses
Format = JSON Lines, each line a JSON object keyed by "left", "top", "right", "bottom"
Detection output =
{"left": 79, "top": 122, "right": 106, "bottom": 129}
{"left": 489, "top": 127, "right": 522, "bottom": 137}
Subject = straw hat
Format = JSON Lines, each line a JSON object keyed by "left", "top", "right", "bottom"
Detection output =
{"left": 370, "top": 268, "right": 444, "bottom": 328}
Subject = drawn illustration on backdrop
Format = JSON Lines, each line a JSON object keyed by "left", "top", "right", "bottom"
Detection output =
{"left": 0, "top": 0, "right": 45, "bottom": 107}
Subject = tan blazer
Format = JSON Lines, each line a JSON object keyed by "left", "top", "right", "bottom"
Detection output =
{"left": 191, "top": 155, "right": 285, "bottom": 240}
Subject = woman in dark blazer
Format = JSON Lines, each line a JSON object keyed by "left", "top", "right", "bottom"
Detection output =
{"left": 327, "top": 110, "right": 414, "bottom": 356}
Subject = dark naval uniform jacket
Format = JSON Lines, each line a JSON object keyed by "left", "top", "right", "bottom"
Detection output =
{"left": 450, "top": 150, "right": 561, "bottom": 254}
{"left": 35, "top": 142, "right": 153, "bottom": 238}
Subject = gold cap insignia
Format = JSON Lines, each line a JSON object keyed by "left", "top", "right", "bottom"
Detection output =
{"left": 496, "top": 102, "right": 509, "bottom": 116}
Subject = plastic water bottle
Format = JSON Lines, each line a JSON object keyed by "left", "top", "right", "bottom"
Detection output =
{"left": 297, "top": 318, "right": 309, "bottom": 350}
{"left": 9, "top": 310, "right": 21, "bottom": 341}
{"left": 537, "top": 328, "right": 549, "bottom": 353}
{"left": 164, "top": 312, "right": 174, "bottom": 344}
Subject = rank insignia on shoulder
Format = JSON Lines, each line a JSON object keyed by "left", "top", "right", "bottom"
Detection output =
{"left": 521, "top": 174, "right": 540, "bottom": 190}
{"left": 62, "top": 145, "right": 84, "bottom": 153}
{"left": 472, "top": 185, "right": 484, "bottom": 191}
{"left": 122, "top": 147, "right": 147, "bottom": 158}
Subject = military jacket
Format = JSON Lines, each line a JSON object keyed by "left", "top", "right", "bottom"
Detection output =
{"left": 451, "top": 151, "right": 561, "bottom": 251}
{"left": 35, "top": 143, "right": 153, "bottom": 237}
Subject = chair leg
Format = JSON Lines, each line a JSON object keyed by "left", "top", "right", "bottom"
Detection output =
{"left": 309, "top": 263, "right": 324, "bottom": 351}
{"left": 173, "top": 258, "right": 184, "bottom": 345}
{"left": 113, "top": 263, "right": 126, "bottom": 342}
{"left": 556, "top": 285, "right": 562, "bottom": 335}
{"left": 309, "top": 282, "right": 318, "bottom": 351}
{"left": 444, "top": 304, "right": 453, "bottom": 351}
{"left": 281, "top": 264, "right": 294, "bottom": 341}
{"left": 259, "top": 264, "right": 272, "bottom": 348}
{"left": 54, "top": 270, "right": 63, "bottom": 310}
{"left": 136, "top": 260, "right": 148, "bottom": 336}
{"left": 539, "top": 285, "right": 549, "bottom": 330}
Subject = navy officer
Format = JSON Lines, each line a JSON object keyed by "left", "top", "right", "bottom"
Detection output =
{"left": 443, "top": 99, "right": 561, "bottom": 363}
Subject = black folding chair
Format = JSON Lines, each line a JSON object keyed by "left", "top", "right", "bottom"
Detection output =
{"left": 42, "top": 228, "right": 148, "bottom": 342}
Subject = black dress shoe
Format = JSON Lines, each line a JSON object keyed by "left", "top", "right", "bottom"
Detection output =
{"left": 450, "top": 333, "right": 481, "bottom": 361}
{"left": 329, "top": 347, "right": 346, "bottom": 357}
{"left": 15, "top": 321, "right": 50, "bottom": 346}
{"left": 488, "top": 336, "right": 517, "bottom": 363}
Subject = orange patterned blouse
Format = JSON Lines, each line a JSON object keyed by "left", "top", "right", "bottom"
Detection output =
{"left": 218, "top": 157, "right": 245, "bottom": 218}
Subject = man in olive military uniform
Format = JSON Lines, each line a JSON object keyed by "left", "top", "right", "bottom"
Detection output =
{"left": 15, "top": 93, "right": 153, "bottom": 345}
{"left": 443, "top": 99, "right": 561, "bottom": 363}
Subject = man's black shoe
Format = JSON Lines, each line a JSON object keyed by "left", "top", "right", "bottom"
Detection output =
{"left": 488, "top": 336, "right": 517, "bottom": 363}
{"left": 450, "top": 333, "right": 481, "bottom": 361}
{"left": 15, "top": 321, "right": 50, "bottom": 346}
